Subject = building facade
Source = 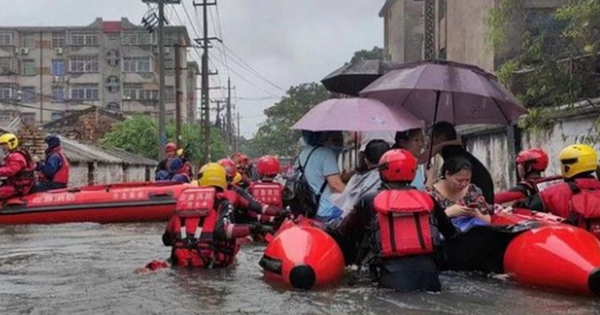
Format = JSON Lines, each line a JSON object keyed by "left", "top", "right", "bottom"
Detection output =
{"left": 380, "top": 0, "right": 566, "bottom": 72}
{"left": 0, "top": 17, "right": 195, "bottom": 124}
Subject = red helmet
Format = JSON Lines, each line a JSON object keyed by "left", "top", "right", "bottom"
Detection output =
{"left": 516, "top": 148, "right": 548, "bottom": 172}
{"left": 165, "top": 142, "right": 177, "bottom": 153}
{"left": 257, "top": 155, "right": 281, "bottom": 177}
{"left": 217, "top": 158, "right": 237, "bottom": 179}
{"left": 378, "top": 149, "right": 417, "bottom": 182}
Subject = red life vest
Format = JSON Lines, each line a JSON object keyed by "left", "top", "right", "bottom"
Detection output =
{"left": 522, "top": 176, "right": 563, "bottom": 195}
{"left": 540, "top": 178, "right": 600, "bottom": 239}
{"left": 8, "top": 148, "right": 36, "bottom": 195}
{"left": 170, "top": 187, "right": 236, "bottom": 268}
{"left": 250, "top": 181, "right": 283, "bottom": 208}
{"left": 373, "top": 189, "right": 435, "bottom": 258}
{"left": 46, "top": 147, "right": 69, "bottom": 184}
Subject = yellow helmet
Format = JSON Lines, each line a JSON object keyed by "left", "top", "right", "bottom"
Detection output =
{"left": 197, "top": 162, "right": 227, "bottom": 190}
{"left": 559, "top": 144, "right": 598, "bottom": 178}
{"left": 232, "top": 172, "right": 242, "bottom": 185}
{"left": 0, "top": 133, "right": 19, "bottom": 150}
{"left": 190, "top": 180, "right": 199, "bottom": 186}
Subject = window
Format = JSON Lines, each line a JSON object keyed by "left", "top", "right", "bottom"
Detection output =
{"left": 165, "top": 86, "right": 175, "bottom": 102}
{"left": 52, "top": 87, "right": 65, "bottom": 102}
{"left": 21, "top": 86, "right": 36, "bottom": 103}
{"left": 106, "top": 102, "right": 120, "bottom": 111}
{"left": 51, "top": 59, "right": 65, "bottom": 76}
{"left": 122, "top": 31, "right": 155, "bottom": 45}
{"left": 51, "top": 112, "right": 64, "bottom": 120}
{"left": 0, "top": 110, "right": 14, "bottom": 123}
{"left": 123, "top": 56, "right": 152, "bottom": 73}
{"left": 164, "top": 59, "right": 174, "bottom": 75}
{"left": 52, "top": 32, "right": 65, "bottom": 48}
{"left": 70, "top": 55, "right": 98, "bottom": 73}
{"left": 139, "top": 89, "right": 158, "bottom": 100}
{"left": 21, "top": 33, "right": 36, "bottom": 48}
{"left": 0, "top": 85, "right": 13, "bottom": 100}
{"left": 69, "top": 32, "right": 98, "bottom": 46}
{"left": 107, "top": 49, "right": 119, "bottom": 67}
{"left": 105, "top": 76, "right": 120, "bottom": 93}
{"left": 20, "top": 112, "right": 35, "bottom": 124}
{"left": 22, "top": 60, "right": 37, "bottom": 76}
{"left": 71, "top": 84, "right": 99, "bottom": 100}
{"left": 0, "top": 57, "right": 17, "bottom": 75}
{"left": 0, "top": 32, "right": 13, "bottom": 46}
{"left": 123, "top": 83, "right": 141, "bottom": 100}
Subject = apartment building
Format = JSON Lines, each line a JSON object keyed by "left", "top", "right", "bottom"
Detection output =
{"left": 380, "top": 0, "right": 566, "bottom": 72}
{"left": 0, "top": 17, "right": 197, "bottom": 125}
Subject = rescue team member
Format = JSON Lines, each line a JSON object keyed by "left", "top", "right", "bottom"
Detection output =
{"left": 168, "top": 158, "right": 191, "bottom": 184}
{"left": 176, "top": 147, "right": 193, "bottom": 178}
{"left": 248, "top": 155, "right": 284, "bottom": 208}
{"left": 217, "top": 158, "right": 285, "bottom": 225}
{"left": 522, "top": 144, "right": 600, "bottom": 225}
{"left": 327, "top": 149, "right": 458, "bottom": 292}
{"left": 232, "top": 153, "right": 254, "bottom": 188}
{"left": 32, "top": 135, "right": 69, "bottom": 192}
{"left": 509, "top": 148, "right": 552, "bottom": 197}
{"left": 155, "top": 142, "right": 177, "bottom": 178}
{"left": 159, "top": 163, "right": 273, "bottom": 269}
{"left": 0, "top": 133, "right": 36, "bottom": 199}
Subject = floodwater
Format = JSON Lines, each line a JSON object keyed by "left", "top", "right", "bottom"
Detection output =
{"left": 0, "top": 222, "right": 598, "bottom": 315}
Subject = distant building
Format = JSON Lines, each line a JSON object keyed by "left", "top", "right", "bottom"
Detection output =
{"left": 0, "top": 17, "right": 196, "bottom": 124}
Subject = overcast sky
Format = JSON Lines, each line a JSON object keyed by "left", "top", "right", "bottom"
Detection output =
{"left": 0, "top": 0, "right": 384, "bottom": 138}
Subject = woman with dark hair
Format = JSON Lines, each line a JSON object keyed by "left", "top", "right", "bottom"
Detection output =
{"left": 331, "top": 140, "right": 391, "bottom": 219}
{"left": 426, "top": 156, "right": 491, "bottom": 231}
{"left": 394, "top": 128, "right": 425, "bottom": 190}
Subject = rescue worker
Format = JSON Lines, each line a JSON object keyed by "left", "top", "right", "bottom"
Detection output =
{"left": 155, "top": 142, "right": 177, "bottom": 177}
{"left": 32, "top": 135, "right": 69, "bottom": 192}
{"left": 168, "top": 157, "right": 191, "bottom": 183}
{"left": 327, "top": 149, "right": 458, "bottom": 292}
{"left": 161, "top": 163, "right": 272, "bottom": 268}
{"left": 0, "top": 133, "right": 36, "bottom": 199}
{"left": 177, "top": 147, "right": 193, "bottom": 178}
{"left": 217, "top": 158, "right": 285, "bottom": 225}
{"left": 522, "top": 144, "right": 600, "bottom": 229}
{"left": 232, "top": 153, "right": 256, "bottom": 188}
{"left": 509, "top": 148, "right": 550, "bottom": 198}
{"left": 248, "top": 155, "right": 284, "bottom": 208}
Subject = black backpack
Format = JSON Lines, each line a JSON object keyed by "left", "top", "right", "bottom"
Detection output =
{"left": 282, "top": 146, "right": 327, "bottom": 218}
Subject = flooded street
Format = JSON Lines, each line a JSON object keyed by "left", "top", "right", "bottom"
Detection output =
{"left": 0, "top": 223, "right": 598, "bottom": 315}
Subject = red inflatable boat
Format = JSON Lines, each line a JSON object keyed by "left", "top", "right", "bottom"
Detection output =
{"left": 0, "top": 181, "right": 192, "bottom": 225}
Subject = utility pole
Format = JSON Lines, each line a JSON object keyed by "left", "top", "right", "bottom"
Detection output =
{"left": 193, "top": 0, "right": 220, "bottom": 164}
{"left": 174, "top": 38, "right": 182, "bottom": 148}
{"left": 236, "top": 111, "right": 240, "bottom": 151}
{"left": 213, "top": 99, "right": 223, "bottom": 129}
{"left": 424, "top": 0, "right": 436, "bottom": 60}
{"left": 226, "top": 77, "right": 233, "bottom": 148}
{"left": 142, "top": 0, "right": 181, "bottom": 161}
{"left": 39, "top": 31, "right": 43, "bottom": 123}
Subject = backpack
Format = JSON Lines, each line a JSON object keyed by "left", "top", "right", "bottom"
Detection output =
{"left": 568, "top": 182, "right": 600, "bottom": 239}
{"left": 282, "top": 146, "right": 327, "bottom": 218}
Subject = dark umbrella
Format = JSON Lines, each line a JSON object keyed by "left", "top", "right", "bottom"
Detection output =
{"left": 321, "top": 59, "right": 403, "bottom": 96}
{"left": 359, "top": 59, "right": 528, "bottom": 126}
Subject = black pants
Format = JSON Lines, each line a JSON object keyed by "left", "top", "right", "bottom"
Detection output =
{"left": 377, "top": 256, "right": 441, "bottom": 292}
{"left": 31, "top": 181, "right": 67, "bottom": 193}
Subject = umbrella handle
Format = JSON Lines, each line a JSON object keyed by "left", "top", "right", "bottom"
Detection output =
{"left": 426, "top": 90, "right": 441, "bottom": 170}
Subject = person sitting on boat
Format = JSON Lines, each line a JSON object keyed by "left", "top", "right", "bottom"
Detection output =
{"left": 217, "top": 158, "right": 285, "bottom": 225}
{"left": 330, "top": 140, "right": 390, "bottom": 220}
{"left": 327, "top": 149, "right": 459, "bottom": 292}
{"left": 0, "top": 133, "right": 36, "bottom": 199}
{"left": 168, "top": 157, "right": 191, "bottom": 184}
{"left": 176, "top": 147, "right": 194, "bottom": 178}
{"left": 425, "top": 121, "right": 495, "bottom": 204}
{"left": 32, "top": 135, "right": 69, "bottom": 192}
{"left": 426, "top": 156, "right": 492, "bottom": 232}
{"left": 521, "top": 144, "right": 600, "bottom": 225}
{"left": 161, "top": 163, "right": 273, "bottom": 268}
{"left": 155, "top": 142, "right": 177, "bottom": 178}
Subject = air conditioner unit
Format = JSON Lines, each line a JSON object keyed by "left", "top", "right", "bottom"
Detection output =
{"left": 164, "top": 47, "right": 171, "bottom": 54}
{"left": 20, "top": 48, "right": 29, "bottom": 55}
{"left": 55, "top": 47, "right": 63, "bottom": 55}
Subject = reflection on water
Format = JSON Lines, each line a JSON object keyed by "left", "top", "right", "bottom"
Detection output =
{"left": 0, "top": 223, "right": 598, "bottom": 315}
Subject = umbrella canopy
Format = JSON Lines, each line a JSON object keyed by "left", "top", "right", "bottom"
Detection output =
{"left": 359, "top": 59, "right": 528, "bottom": 126}
{"left": 291, "top": 98, "right": 424, "bottom": 132}
{"left": 321, "top": 59, "right": 403, "bottom": 96}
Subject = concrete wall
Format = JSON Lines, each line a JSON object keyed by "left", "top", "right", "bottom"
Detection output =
{"left": 383, "top": 0, "right": 423, "bottom": 63}
{"left": 67, "top": 161, "right": 153, "bottom": 187}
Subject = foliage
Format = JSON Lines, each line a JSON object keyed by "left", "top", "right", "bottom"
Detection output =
{"left": 348, "top": 46, "right": 384, "bottom": 64}
{"left": 487, "top": 0, "right": 600, "bottom": 111}
{"left": 100, "top": 115, "right": 228, "bottom": 163}
{"left": 248, "top": 83, "right": 332, "bottom": 157}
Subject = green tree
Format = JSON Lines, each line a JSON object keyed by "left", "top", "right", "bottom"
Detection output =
{"left": 100, "top": 115, "right": 228, "bottom": 164}
{"left": 249, "top": 83, "right": 332, "bottom": 157}
{"left": 348, "top": 46, "right": 384, "bottom": 64}
{"left": 488, "top": 0, "right": 600, "bottom": 108}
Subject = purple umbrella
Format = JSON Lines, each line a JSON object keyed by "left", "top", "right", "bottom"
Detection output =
{"left": 359, "top": 59, "right": 528, "bottom": 126}
{"left": 291, "top": 98, "right": 424, "bottom": 132}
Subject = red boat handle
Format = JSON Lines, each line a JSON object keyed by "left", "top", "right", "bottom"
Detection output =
{"left": 148, "top": 191, "right": 173, "bottom": 198}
